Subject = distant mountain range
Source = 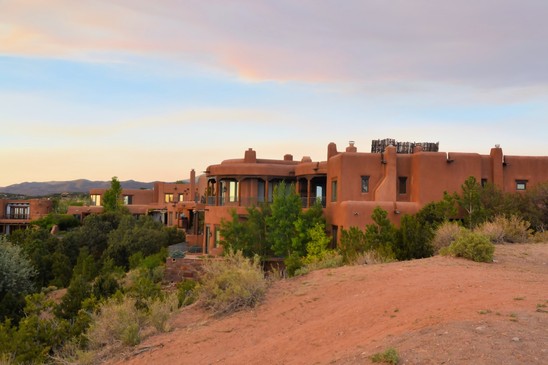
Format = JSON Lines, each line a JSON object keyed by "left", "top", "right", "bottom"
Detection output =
{"left": 0, "top": 179, "right": 156, "bottom": 196}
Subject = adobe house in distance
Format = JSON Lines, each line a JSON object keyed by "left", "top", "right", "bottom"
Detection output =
{"left": 202, "top": 140, "right": 548, "bottom": 254}
{"left": 0, "top": 198, "right": 52, "bottom": 234}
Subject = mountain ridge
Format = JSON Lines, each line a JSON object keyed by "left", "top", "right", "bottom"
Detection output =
{"left": 0, "top": 179, "right": 156, "bottom": 196}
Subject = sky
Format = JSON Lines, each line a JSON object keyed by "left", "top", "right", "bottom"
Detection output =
{"left": 1, "top": 0, "right": 547, "bottom": 187}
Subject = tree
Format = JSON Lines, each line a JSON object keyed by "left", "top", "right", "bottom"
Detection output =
{"left": 267, "top": 182, "right": 303, "bottom": 256}
{"left": 457, "top": 176, "right": 485, "bottom": 229}
{"left": 395, "top": 214, "right": 434, "bottom": 260}
{"left": 364, "top": 207, "right": 397, "bottom": 260}
{"left": 103, "top": 176, "right": 123, "bottom": 212}
{"left": 339, "top": 226, "right": 367, "bottom": 263}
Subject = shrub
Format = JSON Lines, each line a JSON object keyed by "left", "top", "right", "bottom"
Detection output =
{"left": 495, "top": 215, "right": 532, "bottom": 243}
{"left": 294, "top": 251, "right": 344, "bottom": 276}
{"left": 370, "top": 347, "right": 399, "bottom": 364}
{"left": 476, "top": 221, "right": 505, "bottom": 243}
{"left": 432, "top": 221, "right": 463, "bottom": 253}
{"left": 198, "top": 250, "right": 267, "bottom": 315}
{"left": 532, "top": 230, "right": 548, "bottom": 243}
{"left": 339, "top": 226, "right": 367, "bottom": 264}
{"left": 284, "top": 252, "right": 304, "bottom": 278}
{"left": 86, "top": 296, "right": 145, "bottom": 350}
{"left": 176, "top": 279, "right": 197, "bottom": 307}
{"left": 351, "top": 250, "right": 393, "bottom": 265}
{"left": 444, "top": 231, "right": 495, "bottom": 263}
{"left": 146, "top": 293, "right": 178, "bottom": 333}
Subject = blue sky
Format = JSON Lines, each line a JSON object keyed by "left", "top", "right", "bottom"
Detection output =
{"left": 1, "top": 0, "right": 547, "bottom": 186}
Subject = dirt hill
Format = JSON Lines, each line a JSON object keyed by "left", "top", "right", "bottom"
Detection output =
{"left": 110, "top": 244, "right": 547, "bottom": 365}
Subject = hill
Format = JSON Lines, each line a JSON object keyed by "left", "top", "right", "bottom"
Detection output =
{"left": 0, "top": 179, "right": 155, "bottom": 196}
{"left": 110, "top": 244, "right": 547, "bottom": 365}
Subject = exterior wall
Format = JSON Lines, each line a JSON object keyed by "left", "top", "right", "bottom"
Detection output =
{"left": 203, "top": 142, "right": 548, "bottom": 252}
{"left": 0, "top": 198, "right": 53, "bottom": 234}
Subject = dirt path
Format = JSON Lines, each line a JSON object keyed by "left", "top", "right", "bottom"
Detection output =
{"left": 110, "top": 244, "right": 548, "bottom": 365}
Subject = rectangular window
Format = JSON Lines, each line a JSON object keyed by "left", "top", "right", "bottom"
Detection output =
{"left": 361, "top": 176, "right": 370, "bottom": 193}
{"left": 331, "top": 180, "right": 338, "bottom": 202}
{"left": 164, "top": 193, "right": 174, "bottom": 203}
{"left": 123, "top": 195, "right": 133, "bottom": 205}
{"left": 90, "top": 194, "right": 101, "bottom": 206}
{"left": 214, "top": 226, "right": 221, "bottom": 248}
{"left": 516, "top": 180, "right": 527, "bottom": 191}
{"left": 229, "top": 181, "right": 238, "bottom": 202}
{"left": 398, "top": 177, "right": 408, "bottom": 194}
{"left": 481, "top": 178, "right": 487, "bottom": 187}
{"left": 178, "top": 193, "right": 184, "bottom": 202}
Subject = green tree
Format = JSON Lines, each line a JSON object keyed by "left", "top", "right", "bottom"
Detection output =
{"left": 103, "top": 176, "right": 123, "bottom": 212}
{"left": 267, "top": 182, "right": 303, "bottom": 256}
{"left": 395, "top": 214, "right": 434, "bottom": 260}
{"left": 457, "top": 176, "right": 485, "bottom": 229}
{"left": 339, "top": 226, "right": 367, "bottom": 263}
{"left": 364, "top": 207, "right": 397, "bottom": 260}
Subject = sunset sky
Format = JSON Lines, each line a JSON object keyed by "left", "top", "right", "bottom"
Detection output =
{"left": 1, "top": 0, "right": 547, "bottom": 187}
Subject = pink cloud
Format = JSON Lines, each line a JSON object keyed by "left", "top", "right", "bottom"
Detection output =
{"left": 1, "top": 1, "right": 547, "bottom": 87}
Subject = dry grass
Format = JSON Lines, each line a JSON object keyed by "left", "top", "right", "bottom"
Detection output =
{"left": 432, "top": 221, "right": 463, "bottom": 253}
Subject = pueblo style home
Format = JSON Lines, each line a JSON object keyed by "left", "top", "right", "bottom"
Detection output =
{"left": 68, "top": 140, "right": 547, "bottom": 255}
{"left": 0, "top": 198, "right": 52, "bottom": 235}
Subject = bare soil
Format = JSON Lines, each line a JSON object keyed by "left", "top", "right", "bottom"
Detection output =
{"left": 110, "top": 244, "right": 548, "bottom": 365}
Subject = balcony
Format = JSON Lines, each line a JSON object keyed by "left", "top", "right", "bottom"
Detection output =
{"left": 2, "top": 214, "right": 30, "bottom": 220}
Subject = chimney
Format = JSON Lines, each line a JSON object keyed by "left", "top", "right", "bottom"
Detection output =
{"left": 190, "top": 169, "right": 196, "bottom": 202}
{"left": 327, "top": 142, "right": 338, "bottom": 159}
{"left": 244, "top": 148, "right": 257, "bottom": 163}
{"left": 346, "top": 140, "right": 357, "bottom": 152}
{"left": 284, "top": 154, "right": 293, "bottom": 161}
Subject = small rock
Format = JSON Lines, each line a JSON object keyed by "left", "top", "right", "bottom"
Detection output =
{"left": 512, "top": 337, "right": 520, "bottom": 342}
{"left": 475, "top": 326, "right": 486, "bottom": 331}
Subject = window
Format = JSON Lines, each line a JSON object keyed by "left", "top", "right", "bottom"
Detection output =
{"left": 90, "top": 194, "right": 101, "bottom": 206}
{"left": 481, "top": 179, "right": 487, "bottom": 187}
{"left": 229, "top": 181, "right": 238, "bottom": 202}
{"left": 178, "top": 193, "right": 184, "bottom": 202}
{"left": 164, "top": 193, "right": 174, "bottom": 203}
{"left": 123, "top": 195, "right": 133, "bottom": 205}
{"left": 516, "top": 180, "right": 527, "bottom": 191}
{"left": 331, "top": 180, "right": 338, "bottom": 202}
{"left": 398, "top": 177, "right": 407, "bottom": 194}
{"left": 214, "top": 226, "right": 221, "bottom": 248}
{"left": 361, "top": 176, "right": 370, "bottom": 193}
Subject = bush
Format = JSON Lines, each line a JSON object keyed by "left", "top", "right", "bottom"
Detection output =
{"left": 370, "top": 347, "right": 399, "bottom": 364}
{"left": 86, "top": 296, "right": 145, "bottom": 350}
{"left": 176, "top": 279, "right": 197, "bottom": 307}
{"left": 351, "top": 250, "right": 393, "bottom": 265}
{"left": 284, "top": 252, "right": 303, "bottom": 277}
{"left": 294, "top": 251, "right": 344, "bottom": 276}
{"left": 476, "top": 221, "right": 505, "bottom": 244}
{"left": 339, "top": 226, "right": 367, "bottom": 264}
{"left": 198, "top": 250, "right": 267, "bottom": 315}
{"left": 532, "top": 230, "right": 548, "bottom": 243}
{"left": 496, "top": 215, "right": 532, "bottom": 243}
{"left": 432, "top": 221, "right": 463, "bottom": 253}
{"left": 443, "top": 231, "right": 495, "bottom": 263}
{"left": 146, "top": 293, "right": 178, "bottom": 333}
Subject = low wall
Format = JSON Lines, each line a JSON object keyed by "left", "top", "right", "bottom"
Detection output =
{"left": 165, "top": 256, "right": 204, "bottom": 282}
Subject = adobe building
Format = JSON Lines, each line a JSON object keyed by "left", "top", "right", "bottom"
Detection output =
{"left": 68, "top": 169, "right": 208, "bottom": 247}
{"left": 202, "top": 140, "right": 548, "bottom": 253}
{"left": 0, "top": 198, "right": 53, "bottom": 234}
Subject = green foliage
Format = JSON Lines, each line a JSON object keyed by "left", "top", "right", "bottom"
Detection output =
{"left": 31, "top": 213, "right": 80, "bottom": 231}
{"left": 198, "top": 250, "right": 267, "bottom": 315}
{"left": 0, "top": 237, "right": 36, "bottom": 298}
{"left": 284, "top": 252, "right": 304, "bottom": 277}
{"left": 457, "top": 176, "right": 487, "bottom": 229}
{"left": 364, "top": 207, "right": 397, "bottom": 261}
{"left": 105, "top": 215, "right": 169, "bottom": 268}
{"left": 303, "top": 222, "right": 331, "bottom": 264}
{"left": 220, "top": 206, "right": 270, "bottom": 258}
{"left": 370, "top": 347, "right": 399, "bottom": 364}
{"left": 416, "top": 192, "right": 458, "bottom": 227}
{"left": 444, "top": 230, "right": 495, "bottom": 263}
{"left": 267, "top": 182, "right": 303, "bottom": 256}
{"left": 339, "top": 226, "right": 367, "bottom": 263}
{"left": 395, "top": 214, "right": 434, "bottom": 260}
{"left": 165, "top": 226, "right": 186, "bottom": 245}
{"left": 176, "top": 279, "right": 197, "bottom": 307}
{"left": 102, "top": 176, "right": 123, "bottom": 212}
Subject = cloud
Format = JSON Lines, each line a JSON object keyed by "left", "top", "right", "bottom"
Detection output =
{"left": 2, "top": 1, "right": 548, "bottom": 89}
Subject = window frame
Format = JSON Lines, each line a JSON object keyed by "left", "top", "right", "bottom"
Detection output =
{"left": 361, "top": 176, "right": 370, "bottom": 193}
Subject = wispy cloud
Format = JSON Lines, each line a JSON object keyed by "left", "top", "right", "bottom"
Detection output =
{"left": 2, "top": 1, "right": 548, "bottom": 88}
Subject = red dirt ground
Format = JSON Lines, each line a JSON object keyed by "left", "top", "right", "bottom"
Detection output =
{"left": 110, "top": 244, "right": 547, "bottom": 365}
